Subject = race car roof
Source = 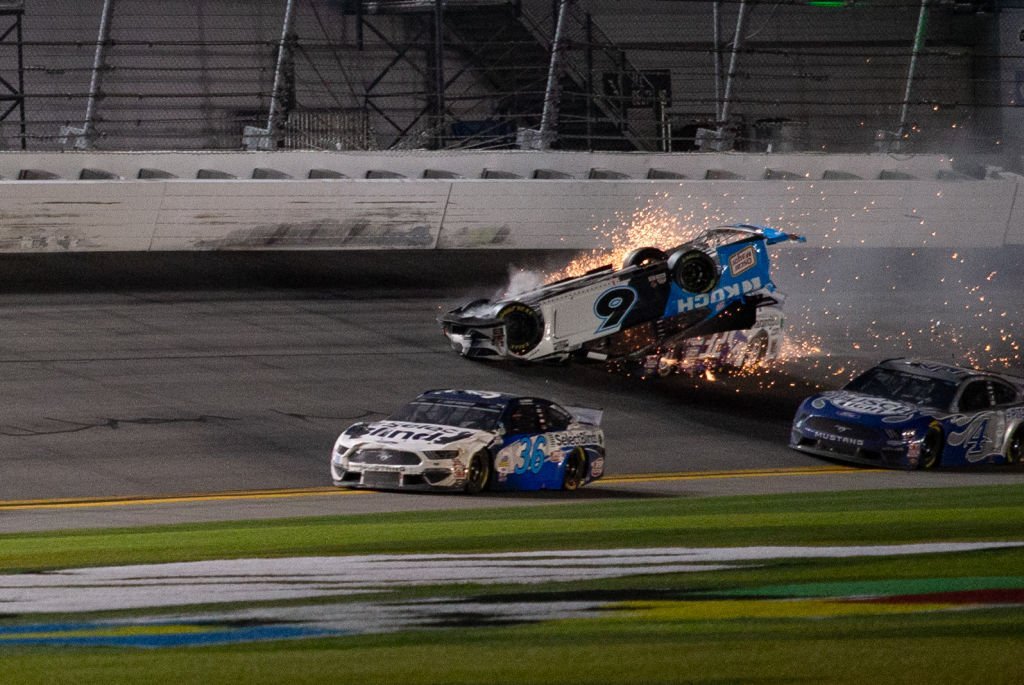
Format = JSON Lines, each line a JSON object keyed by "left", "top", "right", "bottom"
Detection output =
{"left": 417, "top": 389, "right": 519, "bottom": 407}
{"left": 876, "top": 357, "right": 987, "bottom": 383}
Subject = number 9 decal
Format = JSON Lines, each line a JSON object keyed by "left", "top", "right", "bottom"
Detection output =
{"left": 594, "top": 286, "right": 638, "bottom": 333}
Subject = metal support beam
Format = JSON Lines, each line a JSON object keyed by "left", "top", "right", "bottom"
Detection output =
{"left": 896, "top": 0, "right": 930, "bottom": 150}
{"left": 0, "top": 1, "right": 26, "bottom": 150}
{"left": 717, "top": 0, "right": 748, "bottom": 149}
{"left": 61, "top": 0, "right": 113, "bottom": 149}
{"left": 432, "top": 0, "right": 446, "bottom": 148}
{"left": 712, "top": 1, "right": 722, "bottom": 121}
{"left": 539, "top": 0, "right": 570, "bottom": 150}
{"left": 266, "top": 0, "right": 297, "bottom": 145}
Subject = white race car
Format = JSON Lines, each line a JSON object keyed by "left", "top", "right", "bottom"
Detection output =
{"left": 440, "top": 224, "right": 803, "bottom": 364}
{"left": 331, "top": 389, "right": 606, "bottom": 493}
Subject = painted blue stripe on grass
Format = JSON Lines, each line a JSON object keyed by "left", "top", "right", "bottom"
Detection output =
{"left": 0, "top": 624, "right": 339, "bottom": 648}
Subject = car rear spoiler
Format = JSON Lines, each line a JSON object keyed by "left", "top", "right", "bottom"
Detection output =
{"left": 725, "top": 223, "right": 807, "bottom": 245}
{"left": 566, "top": 405, "right": 603, "bottom": 427}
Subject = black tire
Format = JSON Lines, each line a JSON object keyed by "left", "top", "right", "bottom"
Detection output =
{"left": 464, "top": 452, "right": 491, "bottom": 494}
{"left": 622, "top": 247, "right": 668, "bottom": 270}
{"left": 562, "top": 448, "right": 588, "bottom": 491}
{"left": 1007, "top": 429, "right": 1023, "bottom": 465}
{"left": 919, "top": 424, "right": 944, "bottom": 470}
{"left": 668, "top": 249, "right": 719, "bottom": 293}
{"left": 497, "top": 302, "right": 544, "bottom": 356}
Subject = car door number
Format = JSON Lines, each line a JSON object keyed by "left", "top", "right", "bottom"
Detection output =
{"left": 594, "top": 286, "right": 638, "bottom": 333}
{"left": 513, "top": 435, "right": 548, "bottom": 474}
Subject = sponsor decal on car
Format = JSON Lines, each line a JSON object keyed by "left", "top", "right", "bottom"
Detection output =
{"left": 816, "top": 392, "right": 917, "bottom": 417}
{"left": 728, "top": 245, "right": 758, "bottom": 276}
{"left": 362, "top": 421, "right": 476, "bottom": 445}
{"left": 550, "top": 430, "right": 603, "bottom": 448}
{"left": 676, "top": 277, "right": 763, "bottom": 313}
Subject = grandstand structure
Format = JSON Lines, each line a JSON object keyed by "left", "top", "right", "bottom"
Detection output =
{"left": 0, "top": 0, "right": 1018, "bottom": 164}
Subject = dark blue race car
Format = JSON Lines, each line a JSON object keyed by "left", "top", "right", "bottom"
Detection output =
{"left": 790, "top": 358, "right": 1024, "bottom": 469}
{"left": 331, "top": 390, "right": 605, "bottom": 493}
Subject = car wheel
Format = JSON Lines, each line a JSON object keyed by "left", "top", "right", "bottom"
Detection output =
{"left": 497, "top": 302, "right": 544, "bottom": 356}
{"left": 562, "top": 448, "right": 588, "bottom": 491}
{"left": 1007, "top": 429, "right": 1023, "bottom": 465}
{"left": 622, "top": 247, "right": 667, "bottom": 269}
{"left": 668, "top": 249, "right": 719, "bottom": 294}
{"left": 464, "top": 452, "right": 491, "bottom": 494}
{"left": 919, "top": 424, "right": 944, "bottom": 470}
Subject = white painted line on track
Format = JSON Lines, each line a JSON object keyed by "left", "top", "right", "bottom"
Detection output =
{"left": 2, "top": 543, "right": 1019, "bottom": 614}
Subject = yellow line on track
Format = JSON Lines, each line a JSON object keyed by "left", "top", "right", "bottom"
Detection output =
{"left": 0, "top": 487, "right": 371, "bottom": 511}
{"left": 0, "top": 465, "right": 877, "bottom": 511}
{"left": 599, "top": 464, "right": 880, "bottom": 484}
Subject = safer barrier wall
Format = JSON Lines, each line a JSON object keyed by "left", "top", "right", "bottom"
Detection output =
{"left": 1, "top": 151, "right": 1020, "bottom": 252}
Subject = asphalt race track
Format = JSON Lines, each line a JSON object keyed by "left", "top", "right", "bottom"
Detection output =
{"left": 2, "top": 247, "right": 1023, "bottom": 531}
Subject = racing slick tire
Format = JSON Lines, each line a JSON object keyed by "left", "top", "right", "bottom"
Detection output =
{"left": 667, "top": 249, "right": 719, "bottom": 294}
{"left": 465, "top": 452, "right": 491, "bottom": 494}
{"left": 622, "top": 247, "right": 668, "bottom": 270}
{"left": 919, "top": 423, "right": 944, "bottom": 470}
{"left": 497, "top": 302, "right": 544, "bottom": 356}
{"left": 562, "top": 448, "right": 588, "bottom": 491}
{"left": 1007, "top": 429, "right": 1023, "bottom": 465}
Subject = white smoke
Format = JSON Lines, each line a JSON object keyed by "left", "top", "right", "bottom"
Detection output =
{"left": 500, "top": 266, "right": 547, "bottom": 299}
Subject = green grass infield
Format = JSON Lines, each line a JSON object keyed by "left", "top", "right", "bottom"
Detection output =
{"left": 1, "top": 484, "right": 1023, "bottom": 684}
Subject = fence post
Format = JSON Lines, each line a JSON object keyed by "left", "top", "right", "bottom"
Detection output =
{"left": 539, "top": 0, "right": 570, "bottom": 150}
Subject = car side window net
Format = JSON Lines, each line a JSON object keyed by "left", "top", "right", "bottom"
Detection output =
{"left": 506, "top": 405, "right": 542, "bottom": 434}
{"left": 991, "top": 380, "right": 1017, "bottom": 406}
{"left": 958, "top": 381, "right": 992, "bottom": 413}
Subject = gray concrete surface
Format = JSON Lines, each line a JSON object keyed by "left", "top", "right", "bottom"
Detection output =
{"left": 0, "top": 245, "right": 1021, "bottom": 531}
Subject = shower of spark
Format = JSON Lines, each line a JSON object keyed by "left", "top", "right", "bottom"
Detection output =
{"left": 518, "top": 188, "right": 1024, "bottom": 386}
{"left": 548, "top": 194, "right": 719, "bottom": 281}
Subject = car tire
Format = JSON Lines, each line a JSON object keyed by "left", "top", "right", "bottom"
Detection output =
{"left": 1007, "top": 429, "right": 1023, "bottom": 465}
{"left": 668, "top": 249, "right": 719, "bottom": 293}
{"left": 622, "top": 247, "right": 668, "bottom": 269}
{"left": 562, "top": 448, "right": 588, "bottom": 491}
{"left": 497, "top": 302, "right": 544, "bottom": 356}
{"left": 919, "top": 424, "right": 944, "bottom": 470}
{"left": 465, "top": 452, "right": 491, "bottom": 494}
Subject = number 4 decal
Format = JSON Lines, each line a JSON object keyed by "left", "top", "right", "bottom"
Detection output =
{"left": 594, "top": 286, "right": 638, "bottom": 333}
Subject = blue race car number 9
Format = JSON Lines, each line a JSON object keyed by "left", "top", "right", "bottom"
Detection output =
{"left": 594, "top": 286, "right": 638, "bottom": 333}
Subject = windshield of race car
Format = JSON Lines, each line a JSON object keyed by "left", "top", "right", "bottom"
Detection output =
{"left": 844, "top": 368, "right": 958, "bottom": 411}
{"left": 389, "top": 399, "right": 503, "bottom": 431}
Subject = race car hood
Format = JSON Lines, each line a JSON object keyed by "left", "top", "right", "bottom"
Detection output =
{"left": 439, "top": 300, "right": 504, "bottom": 327}
{"left": 338, "top": 419, "right": 494, "bottom": 451}
{"left": 802, "top": 390, "right": 936, "bottom": 427}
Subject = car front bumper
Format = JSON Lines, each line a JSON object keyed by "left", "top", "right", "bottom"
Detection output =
{"left": 331, "top": 454, "right": 469, "bottom": 492}
{"left": 789, "top": 429, "right": 913, "bottom": 469}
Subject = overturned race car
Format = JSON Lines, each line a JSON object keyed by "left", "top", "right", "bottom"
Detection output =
{"left": 331, "top": 389, "right": 605, "bottom": 493}
{"left": 440, "top": 224, "right": 803, "bottom": 364}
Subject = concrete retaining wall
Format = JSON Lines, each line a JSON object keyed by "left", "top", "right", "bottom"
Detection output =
{"left": 1, "top": 151, "right": 1020, "bottom": 253}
